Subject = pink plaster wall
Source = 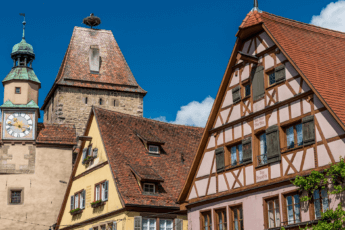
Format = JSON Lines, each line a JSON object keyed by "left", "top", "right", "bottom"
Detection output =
{"left": 196, "top": 151, "right": 215, "bottom": 178}
{"left": 242, "top": 40, "right": 251, "bottom": 53}
{"left": 279, "top": 105, "right": 289, "bottom": 123}
{"left": 290, "top": 100, "right": 301, "bottom": 119}
{"left": 188, "top": 184, "right": 312, "bottom": 230}
{"left": 217, "top": 130, "right": 224, "bottom": 146}
{"left": 265, "top": 53, "right": 274, "bottom": 69}
{"left": 276, "top": 52, "right": 287, "bottom": 63}
{"left": 253, "top": 98, "right": 265, "bottom": 112}
{"left": 316, "top": 110, "right": 345, "bottom": 139}
{"left": 195, "top": 178, "right": 209, "bottom": 197}
{"left": 229, "top": 70, "right": 239, "bottom": 87}
{"left": 228, "top": 104, "right": 241, "bottom": 123}
{"left": 259, "top": 32, "right": 275, "bottom": 47}
{"left": 222, "top": 90, "right": 233, "bottom": 108}
{"left": 245, "top": 166, "right": 254, "bottom": 185}
{"left": 271, "top": 162, "right": 281, "bottom": 179}
{"left": 234, "top": 123, "right": 242, "bottom": 140}
{"left": 268, "top": 109, "right": 278, "bottom": 126}
{"left": 225, "top": 127, "right": 233, "bottom": 143}
{"left": 285, "top": 62, "right": 298, "bottom": 80}
{"left": 303, "top": 148, "right": 315, "bottom": 171}
{"left": 220, "top": 108, "right": 230, "bottom": 124}
{"left": 242, "top": 64, "right": 250, "bottom": 81}
{"left": 278, "top": 84, "right": 294, "bottom": 102}
{"left": 302, "top": 98, "right": 311, "bottom": 114}
{"left": 328, "top": 138, "right": 345, "bottom": 162}
{"left": 207, "top": 136, "right": 215, "bottom": 149}
{"left": 254, "top": 114, "right": 266, "bottom": 130}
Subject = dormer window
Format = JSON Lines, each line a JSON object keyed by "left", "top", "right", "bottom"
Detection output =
{"left": 89, "top": 45, "right": 100, "bottom": 73}
{"left": 143, "top": 183, "right": 155, "bottom": 193}
{"left": 149, "top": 145, "right": 159, "bottom": 154}
{"left": 15, "top": 87, "right": 21, "bottom": 94}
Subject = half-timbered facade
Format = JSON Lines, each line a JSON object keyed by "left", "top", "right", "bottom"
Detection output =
{"left": 178, "top": 6, "right": 345, "bottom": 230}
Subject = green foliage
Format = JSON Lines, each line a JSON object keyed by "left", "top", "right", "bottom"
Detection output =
{"left": 300, "top": 204, "right": 345, "bottom": 230}
{"left": 91, "top": 199, "right": 103, "bottom": 205}
{"left": 292, "top": 171, "right": 327, "bottom": 201}
{"left": 325, "top": 157, "right": 345, "bottom": 195}
{"left": 83, "top": 156, "right": 93, "bottom": 164}
{"left": 69, "top": 208, "right": 81, "bottom": 214}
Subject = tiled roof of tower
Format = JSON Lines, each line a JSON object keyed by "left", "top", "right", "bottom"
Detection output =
{"left": 239, "top": 11, "right": 345, "bottom": 125}
{"left": 41, "top": 26, "right": 146, "bottom": 109}
{"left": 93, "top": 107, "right": 203, "bottom": 207}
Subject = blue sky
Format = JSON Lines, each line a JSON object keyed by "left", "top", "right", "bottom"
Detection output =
{"left": 0, "top": 0, "right": 344, "bottom": 126}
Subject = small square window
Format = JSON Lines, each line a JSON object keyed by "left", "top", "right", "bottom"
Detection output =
{"left": 228, "top": 144, "right": 243, "bottom": 167}
{"left": 243, "top": 84, "right": 251, "bottom": 98}
{"left": 285, "top": 123, "right": 303, "bottom": 150}
{"left": 269, "top": 72, "right": 276, "bottom": 86}
{"left": 15, "top": 87, "right": 21, "bottom": 94}
{"left": 143, "top": 183, "right": 155, "bottom": 193}
{"left": 149, "top": 145, "right": 159, "bottom": 154}
{"left": 8, "top": 188, "right": 23, "bottom": 205}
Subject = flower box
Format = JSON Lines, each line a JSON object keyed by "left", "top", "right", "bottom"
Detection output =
{"left": 70, "top": 208, "right": 83, "bottom": 215}
{"left": 82, "top": 156, "right": 94, "bottom": 164}
{"left": 91, "top": 200, "right": 105, "bottom": 208}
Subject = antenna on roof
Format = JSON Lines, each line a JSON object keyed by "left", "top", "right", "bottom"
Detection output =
{"left": 19, "top": 13, "right": 26, "bottom": 39}
{"left": 252, "top": 0, "right": 262, "bottom": 13}
{"left": 83, "top": 13, "right": 101, "bottom": 29}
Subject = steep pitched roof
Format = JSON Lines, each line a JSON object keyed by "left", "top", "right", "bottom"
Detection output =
{"left": 178, "top": 10, "right": 345, "bottom": 202}
{"left": 36, "top": 123, "right": 77, "bottom": 145}
{"left": 41, "top": 26, "right": 146, "bottom": 109}
{"left": 94, "top": 107, "right": 203, "bottom": 207}
{"left": 241, "top": 11, "right": 345, "bottom": 126}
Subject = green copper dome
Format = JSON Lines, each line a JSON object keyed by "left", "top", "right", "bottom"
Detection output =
{"left": 3, "top": 67, "right": 40, "bottom": 84}
{"left": 11, "top": 39, "right": 34, "bottom": 56}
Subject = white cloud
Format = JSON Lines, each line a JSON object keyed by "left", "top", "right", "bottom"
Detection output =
{"left": 153, "top": 96, "right": 214, "bottom": 127}
{"left": 310, "top": 0, "right": 345, "bottom": 32}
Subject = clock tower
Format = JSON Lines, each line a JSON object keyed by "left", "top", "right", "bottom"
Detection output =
{"left": 1, "top": 15, "right": 40, "bottom": 141}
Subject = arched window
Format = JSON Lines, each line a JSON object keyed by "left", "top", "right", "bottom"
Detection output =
{"left": 99, "top": 98, "right": 103, "bottom": 105}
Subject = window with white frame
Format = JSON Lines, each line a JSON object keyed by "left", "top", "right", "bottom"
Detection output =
{"left": 94, "top": 181, "right": 108, "bottom": 202}
{"left": 70, "top": 190, "right": 85, "bottom": 210}
{"left": 159, "top": 219, "right": 173, "bottom": 230}
{"left": 149, "top": 145, "right": 159, "bottom": 154}
{"left": 143, "top": 218, "right": 156, "bottom": 230}
{"left": 143, "top": 183, "right": 155, "bottom": 193}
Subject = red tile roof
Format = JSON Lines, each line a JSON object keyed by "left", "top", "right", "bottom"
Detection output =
{"left": 93, "top": 107, "right": 203, "bottom": 207}
{"left": 36, "top": 123, "right": 77, "bottom": 145}
{"left": 240, "top": 11, "right": 345, "bottom": 125}
{"left": 41, "top": 26, "right": 146, "bottom": 110}
{"left": 129, "top": 164, "right": 164, "bottom": 182}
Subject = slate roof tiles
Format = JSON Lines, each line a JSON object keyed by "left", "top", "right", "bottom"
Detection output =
{"left": 94, "top": 107, "right": 203, "bottom": 207}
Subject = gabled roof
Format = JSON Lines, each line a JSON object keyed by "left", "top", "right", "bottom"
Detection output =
{"left": 178, "top": 10, "right": 345, "bottom": 203}
{"left": 240, "top": 11, "right": 345, "bottom": 126}
{"left": 41, "top": 26, "right": 146, "bottom": 110}
{"left": 94, "top": 107, "right": 203, "bottom": 207}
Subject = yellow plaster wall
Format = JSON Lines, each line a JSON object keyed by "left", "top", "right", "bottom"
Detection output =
{"left": 75, "top": 115, "right": 108, "bottom": 177}
{"left": 59, "top": 116, "right": 123, "bottom": 228}
{"left": 3, "top": 81, "right": 39, "bottom": 105}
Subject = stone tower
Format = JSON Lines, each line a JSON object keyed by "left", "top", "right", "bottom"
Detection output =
{"left": 41, "top": 17, "right": 146, "bottom": 137}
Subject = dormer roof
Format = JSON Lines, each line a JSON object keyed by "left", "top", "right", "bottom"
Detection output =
{"left": 129, "top": 163, "right": 164, "bottom": 182}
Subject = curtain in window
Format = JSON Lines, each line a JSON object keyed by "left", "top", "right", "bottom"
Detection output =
{"left": 74, "top": 194, "right": 79, "bottom": 209}
{"left": 238, "top": 145, "right": 243, "bottom": 164}
{"left": 96, "top": 185, "right": 100, "bottom": 201}
{"left": 296, "top": 124, "right": 303, "bottom": 146}
{"left": 231, "top": 146, "right": 237, "bottom": 166}
{"left": 286, "top": 126, "right": 294, "bottom": 148}
{"left": 260, "top": 133, "right": 267, "bottom": 164}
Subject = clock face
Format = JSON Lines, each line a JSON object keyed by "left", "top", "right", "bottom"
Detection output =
{"left": 5, "top": 112, "right": 33, "bottom": 138}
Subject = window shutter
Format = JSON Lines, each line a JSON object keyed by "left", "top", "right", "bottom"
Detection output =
{"left": 175, "top": 219, "right": 183, "bottom": 230}
{"left": 113, "top": 221, "right": 117, "bottom": 230}
{"left": 266, "top": 125, "right": 281, "bottom": 164}
{"left": 134, "top": 216, "right": 142, "bottom": 230}
{"left": 88, "top": 145, "right": 92, "bottom": 156}
{"left": 242, "top": 137, "right": 252, "bottom": 164}
{"left": 252, "top": 65, "right": 265, "bottom": 101}
{"left": 82, "top": 148, "right": 87, "bottom": 162}
{"left": 104, "top": 181, "right": 109, "bottom": 201}
{"left": 215, "top": 147, "right": 225, "bottom": 172}
{"left": 302, "top": 115, "right": 315, "bottom": 146}
{"left": 232, "top": 85, "right": 241, "bottom": 104}
{"left": 93, "top": 148, "right": 98, "bottom": 158}
{"left": 275, "top": 65, "right": 286, "bottom": 83}
{"left": 70, "top": 196, "right": 74, "bottom": 210}
{"left": 81, "top": 190, "right": 85, "bottom": 209}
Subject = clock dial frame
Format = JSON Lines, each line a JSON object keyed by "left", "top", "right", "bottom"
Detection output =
{"left": 2, "top": 111, "right": 35, "bottom": 140}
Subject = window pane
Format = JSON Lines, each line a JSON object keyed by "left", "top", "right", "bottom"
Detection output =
{"left": 269, "top": 72, "right": 276, "bottom": 85}
{"left": 166, "top": 220, "right": 173, "bottom": 230}
{"left": 245, "top": 84, "right": 251, "bottom": 97}
{"left": 314, "top": 199, "right": 322, "bottom": 219}
{"left": 274, "top": 199, "right": 280, "bottom": 227}
{"left": 286, "top": 126, "right": 295, "bottom": 149}
{"left": 287, "top": 205, "right": 294, "bottom": 224}
{"left": 160, "top": 220, "right": 166, "bottom": 230}
{"left": 231, "top": 146, "right": 237, "bottom": 166}
{"left": 321, "top": 189, "right": 329, "bottom": 211}
{"left": 150, "top": 219, "right": 156, "bottom": 230}
{"left": 205, "top": 215, "right": 208, "bottom": 230}
{"left": 296, "top": 124, "right": 303, "bottom": 146}
{"left": 143, "top": 219, "right": 149, "bottom": 230}
{"left": 260, "top": 133, "right": 267, "bottom": 155}
{"left": 11, "top": 191, "right": 21, "bottom": 204}
{"left": 294, "top": 195, "right": 301, "bottom": 223}
{"left": 286, "top": 196, "right": 293, "bottom": 206}
{"left": 238, "top": 145, "right": 243, "bottom": 164}
{"left": 268, "top": 207, "right": 275, "bottom": 228}
{"left": 219, "top": 213, "right": 223, "bottom": 230}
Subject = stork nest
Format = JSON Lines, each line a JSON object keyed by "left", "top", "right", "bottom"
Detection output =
{"left": 83, "top": 13, "right": 101, "bottom": 28}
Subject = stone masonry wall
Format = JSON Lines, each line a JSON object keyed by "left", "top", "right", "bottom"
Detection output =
{"left": 44, "top": 86, "right": 144, "bottom": 137}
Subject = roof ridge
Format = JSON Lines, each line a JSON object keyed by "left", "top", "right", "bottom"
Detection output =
{"left": 93, "top": 106, "right": 204, "bottom": 129}
{"left": 262, "top": 11, "right": 345, "bottom": 39}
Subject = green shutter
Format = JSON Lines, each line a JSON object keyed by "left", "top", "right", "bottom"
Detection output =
{"left": 242, "top": 137, "right": 252, "bottom": 164}
{"left": 215, "top": 147, "right": 225, "bottom": 172}
{"left": 252, "top": 65, "right": 265, "bottom": 101}
{"left": 266, "top": 125, "right": 281, "bottom": 164}
{"left": 232, "top": 86, "right": 241, "bottom": 104}
{"left": 275, "top": 65, "right": 286, "bottom": 83}
{"left": 134, "top": 216, "right": 142, "bottom": 230}
{"left": 302, "top": 115, "right": 315, "bottom": 146}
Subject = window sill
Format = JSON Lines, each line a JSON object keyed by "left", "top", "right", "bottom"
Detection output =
{"left": 70, "top": 209, "right": 83, "bottom": 215}
{"left": 265, "top": 220, "right": 319, "bottom": 230}
{"left": 91, "top": 200, "right": 107, "bottom": 208}
{"left": 222, "top": 162, "right": 252, "bottom": 171}
{"left": 242, "top": 95, "right": 251, "bottom": 100}
{"left": 281, "top": 145, "right": 303, "bottom": 154}
{"left": 142, "top": 192, "right": 159, "bottom": 196}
